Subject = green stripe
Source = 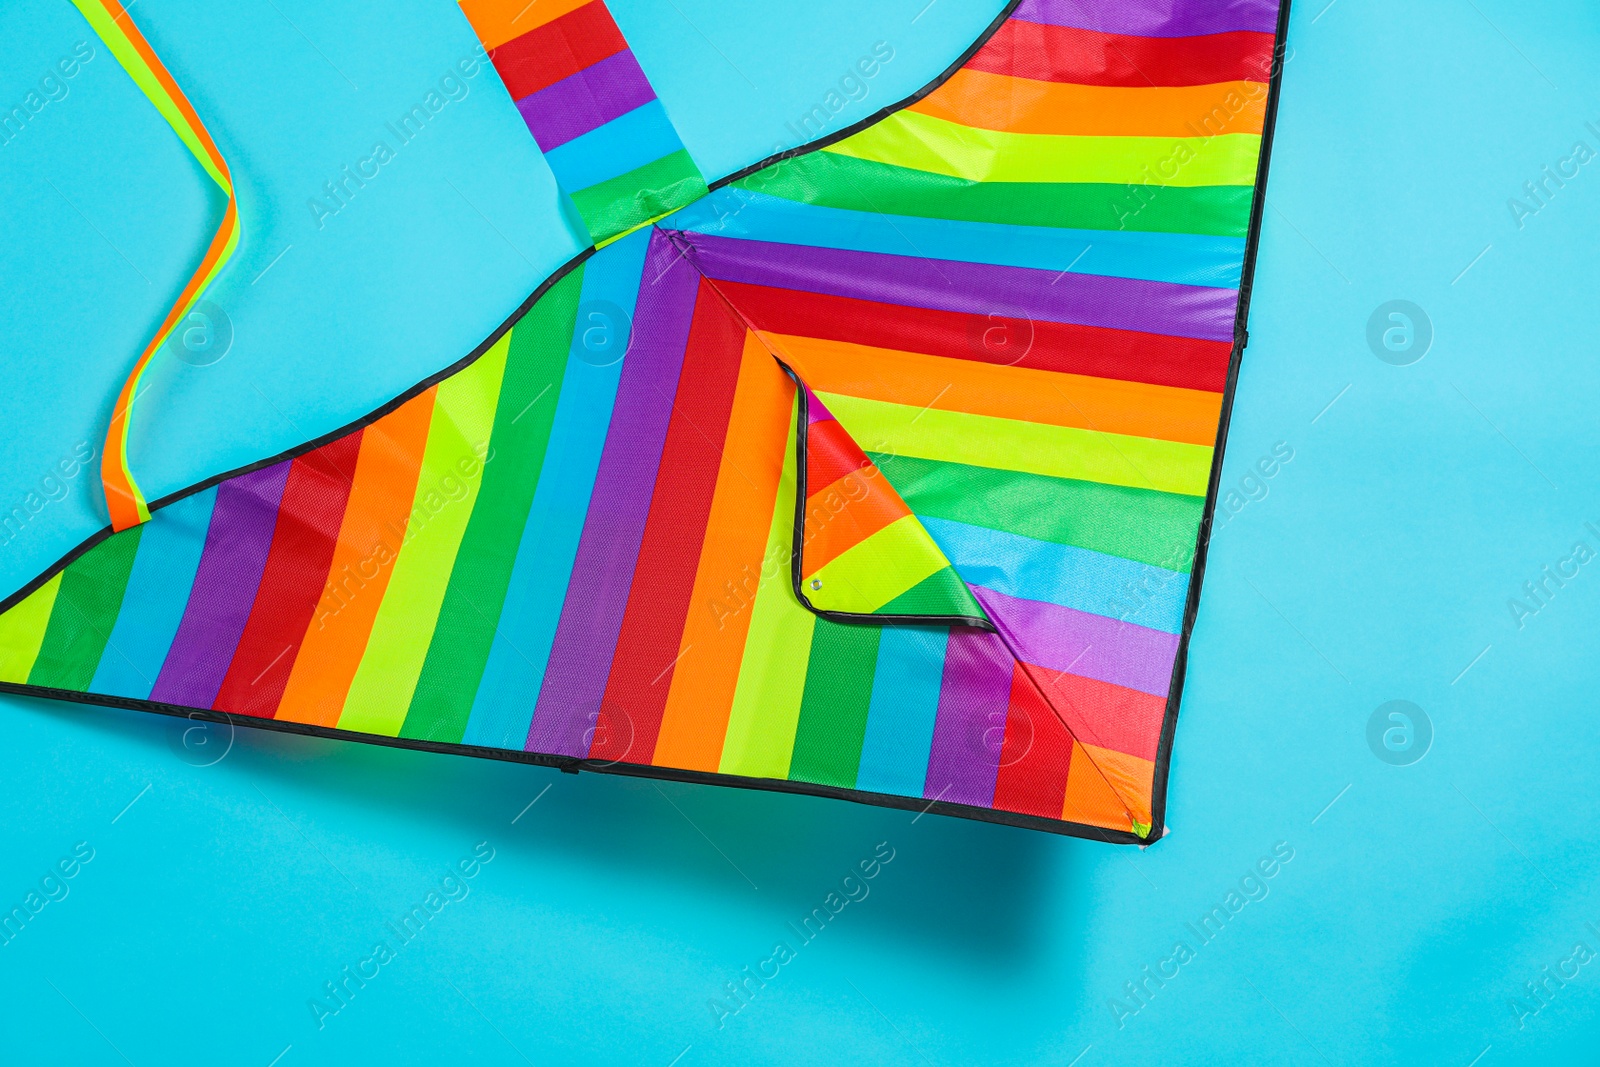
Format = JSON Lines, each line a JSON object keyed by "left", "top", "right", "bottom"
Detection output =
{"left": 827, "top": 109, "right": 1260, "bottom": 187}
{"left": 807, "top": 514, "right": 950, "bottom": 614}
{"left": 71, "top": 1, "right": 227, "bottom": 189}
{"left": 787, "top": 617, "right": 881, "bottom": 789}
{"left": 570, "top": 149, "right": 709, "bottom": 242}
{"left": 736, "top": 151, "right": 1248, "bottom": 238}
{"left": 0, "top": 575, "right": 62, "bottom": 683}
{"left": 28, "top": 528, "right": 144, "bottom": 691}
{"left": 823, "top": 391, "right": 1212, "bottom": 497}
{"left": 339, "top": 335, "right": 511, "bottom": 736}
{"left": 872, "top": 454, "right": 1202, "bottom": 572}
{"left": 400, "top": 269, "right": 585, "bottom": 743}
{"left": 877, "top": 566, "right": 984, "bottom": 618}
{"left": 739, "top": 152, "right": 1253, "bottom": 237}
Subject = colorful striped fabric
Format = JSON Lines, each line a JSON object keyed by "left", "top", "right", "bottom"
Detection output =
{"left": 461, "top": 0, "right": 708, "bottom": 242}
{"left": 0, "top": 0, "right": 1289, "bottom": 841}
{"left": 791, "top": 382, "right": 988, "bottom": 625}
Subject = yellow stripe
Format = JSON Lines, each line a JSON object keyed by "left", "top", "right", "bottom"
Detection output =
{"left": 654, "top": 334, "right": 793, "bottom": 771}
{"left": 338, "top": 336, "right": 510, "bottom": 735}
{"left": 825, "top": 109, "right": 1261, "bottom": 188}
{"left": 70, "top": 2, "right": 228, "bottom": 189}
{"left": 818, "top": 391, "right": 1212, "bottom": 497}
{"left": 0, "top": 576, "right": 63, "bottom": 683}
{"left": 766, "top": 331, "right": 1224, "bottom": 446}
{"left": 718, "top": 403, "right": 816, "bottom": 779}
{"left": 70, "top": 0, "right": 239, "bottom": 530}
{"left": 807, "top": 515, "right": 948, "bottom": 613}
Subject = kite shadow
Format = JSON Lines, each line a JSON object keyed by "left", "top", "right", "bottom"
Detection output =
{"left": 25, "top": 694, "right": 1082, "bottom": 971}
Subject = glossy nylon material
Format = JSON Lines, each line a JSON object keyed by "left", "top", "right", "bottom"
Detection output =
{"left": 0, "top": 0, "right": 1290, "bottom": 842}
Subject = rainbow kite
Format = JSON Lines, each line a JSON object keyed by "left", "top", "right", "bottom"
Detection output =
{"left": 0, "top": 0, "right": 1290, "bottom": 842}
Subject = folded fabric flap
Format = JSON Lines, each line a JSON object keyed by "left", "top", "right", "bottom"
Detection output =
{"left": 784, "top": 371, "right": 990, "bottom": 627}
{"left": 658, "top": 213, "right": 1185, "bottom": 836}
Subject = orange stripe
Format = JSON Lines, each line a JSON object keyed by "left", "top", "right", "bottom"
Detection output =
{"left": 147, "top": 197, "right": 235, "bottom": 356}
{"left": 105, "top": 0, "right": 229, "bottom": 175}
{"left": 652, "top": 334, "right": 792, "bottom": 771}
{"left": 1080, "top": 743, "right": 1154, "bottom": 829}
{"left": 100, "top": 197, "right": 241, "bottom": 529}
{"left": 89, "top": 0, "right": 239, "bottom": 529}
{"left": 800, "top": 468, "right": 906, "bottom": 577}
{"left": 1061, "top": 740, "right": 1136, "bottom": 832}
{"left": 765, "top": 332, "right": 1223, "bottom": 445}
{"left": 274, "top": 392, "right": 437, "bottom": 727}
{"left": 459, "top": 0, "right": 596, "bottom": 50}
{"left": 910, "top": 67, "right": 1266, "bottom": 138}
{"left": 100, "top": 376, "right": 145, "bottom": 529}
{"left": 189, "top": 198, "right": 237, "bottom": 287}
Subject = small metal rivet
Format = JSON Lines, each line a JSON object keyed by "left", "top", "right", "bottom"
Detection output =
{"left": 810, "top": 579, "right": 822, "bottom": 590}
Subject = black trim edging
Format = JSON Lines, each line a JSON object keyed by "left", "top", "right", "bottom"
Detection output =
{"left": 0, "top": 0, "right": 1027, "bottom": 617}
{"left": 0, "top": 681, "right": 1145, "bottom": 843}
{"left": 1146, "top": 0, "right": 1296, "bottom": 841}
{"left": 0, "top": 246, "right": 596, "bottom": 617}
{"left": 708, "top": 0, "right": 1026, "bottom": 194}
{"left": 0, "top": 0, "right": 1294, "bottom": 847}
{"left": 778, "top": 360, "right": 997, "bottom": 632}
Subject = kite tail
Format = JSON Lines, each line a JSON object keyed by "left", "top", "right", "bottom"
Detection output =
{"left": 70, "top": 0, "right": 240, "bottom": 531}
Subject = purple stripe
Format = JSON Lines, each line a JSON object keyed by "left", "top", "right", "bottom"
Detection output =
{"left": 923, "top": 629, "right": 1014, "bottom": 807}
{"left": 973, "top": 585, "right": 1178, "bottom": 697}
{"left": 149, "top": 461, "right": 291, "bottom": 708}
{"left": 525, "top": 231, "right": 700, "bottom": 756}
{"left": 1012, "top": 0, "right": 1280, "bottom": 37}
{"left": 515, "top": 49, "right": 656, "bottom": 152}
{"left": 679, "top": 231, "right": 1235, "bottom": 342}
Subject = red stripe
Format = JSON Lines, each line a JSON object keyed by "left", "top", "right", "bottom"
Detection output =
{"left": 805, "top": 417, "right": 874, "bottom": 498}
{"left": 991, "top": 663, "right": 1076, "bottom": 819}
{"left": 1029, "top": 666, "right": 1167, "bottom": 762}
{"left": 726, "top": 281, "right": 1231, "bottom": 393}
{"left": 212, "top": 432, "right": 363, "bottom": 718}
{"left": 591, "top": 282, "right": 749, "bottom": 761}
{"left": 490, "top": 0, "right": 628, "bottom": 101}
{"left": 968, "top": 19, "right": 1277, "bottom": 88}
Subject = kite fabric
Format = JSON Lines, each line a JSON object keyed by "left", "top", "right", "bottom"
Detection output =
{"left": 0, "top": 0, "right": 1290, "bottom": 842}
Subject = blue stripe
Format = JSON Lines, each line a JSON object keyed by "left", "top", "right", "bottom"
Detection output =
{"left": 543, "top": 100, "right": 686, "bottom": 194}
{"left": 90, "top": 489, "right": 217, "bottom": 699}
{"left": 462, "top": 229, "right": 651, "bottom": 749}
{"left": 921, "top": 516, "right": 1189, "bottom": 634}
{"left": 854, "top": 625, "right": 949, "bottom": 797}
{"left": 666, "top": 186, "right": 1245, "bottom": 288}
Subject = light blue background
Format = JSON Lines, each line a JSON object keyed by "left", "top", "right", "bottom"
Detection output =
{"left": 2, "top": 0, "right": 1599, "bottom": 1063}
